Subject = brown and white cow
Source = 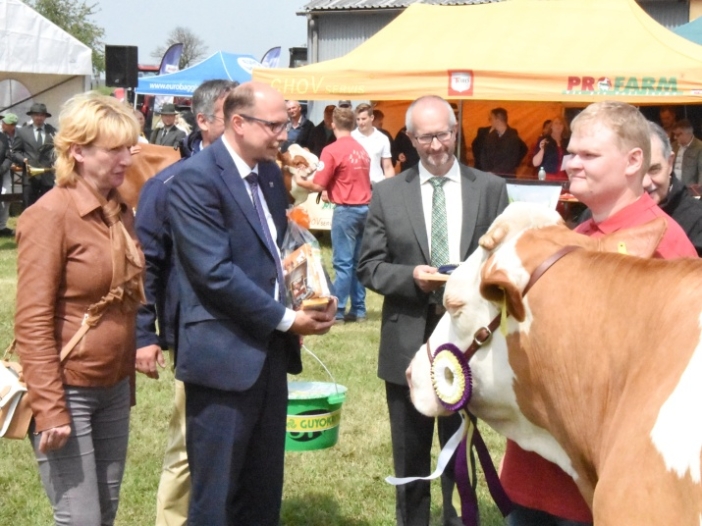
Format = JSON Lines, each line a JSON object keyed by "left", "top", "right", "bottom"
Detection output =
{"left": 121, "top": 143, "right": 317, "bottom": 212}
{"left": 277, "top": 143, "right": 318, "bottom": 206}
{"left": 122, "top": 143, "right": 181, "bottom": 210}
{"left": 406, "top": 202, "right": 702, "bottom": 525}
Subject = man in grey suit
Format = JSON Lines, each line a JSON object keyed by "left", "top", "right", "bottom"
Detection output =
{"left": 12, "top": 102, "right": 57, "bottom": 206}
{"left": 150, "top": 103, "right": 187, "bottom": 147}
{"left": 358, "top": 95, "right": 508, "bottom": 526}
{"left": 672, "top": 119, "right": 702, "bottom": 186}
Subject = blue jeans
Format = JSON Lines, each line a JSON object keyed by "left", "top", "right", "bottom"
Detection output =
{"left": 331, "top": 204, "right": 368, "bottom": 319}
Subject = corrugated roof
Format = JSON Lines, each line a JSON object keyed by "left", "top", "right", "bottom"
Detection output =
{"left": 300, "top": 0, "right": 500, "bottom": 12}
{"left": 300, "top": 0, "right": 678, "bottom": 11}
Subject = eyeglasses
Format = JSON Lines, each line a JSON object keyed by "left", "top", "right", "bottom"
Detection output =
{"left": 238, "top": 114, "right": 289, "bottom": 134}
{"left": 208, "top": 114, "right": 225, "bottom": 123}
{"left": 414, "top": 130, "right": 454, "bottom": 145}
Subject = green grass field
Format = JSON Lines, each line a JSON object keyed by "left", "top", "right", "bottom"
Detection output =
{"left": 0, "top": 225, "right": 507, "bottom": 525}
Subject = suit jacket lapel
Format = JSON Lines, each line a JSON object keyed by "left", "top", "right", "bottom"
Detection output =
{"left": 403, "top": 168, "right": 431, "bottom": 264}
{"left": 212, "top": 140, "right": 272, "bottom": 253}
{"left": 258, "top": 166, "right": 287, "bottom": 247}
{"left": 459, "top": 165, "right": 480, "bottom": 260}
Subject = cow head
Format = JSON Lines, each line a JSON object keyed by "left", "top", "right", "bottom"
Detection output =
{"left": 406, "top": 202, "right": 666, "bottom": 468}
{"left": 277, "top": 144, "right": 319, "bottom": 206}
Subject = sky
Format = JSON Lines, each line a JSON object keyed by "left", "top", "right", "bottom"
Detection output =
{"left": 92, "top": 0, "right": 309, "bottom": 68}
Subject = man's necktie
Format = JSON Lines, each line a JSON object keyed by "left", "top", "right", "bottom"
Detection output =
{"left": 429, "top": 176, "right": 449, "bottom": 303}
{"left": 36, "top": 128, "right": 43, "bottom": 147}
{"left": 245, "top": 173, "right": 287, "bottom": 304}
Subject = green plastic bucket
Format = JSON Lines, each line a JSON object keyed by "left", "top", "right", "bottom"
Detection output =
{"left": 285, "top": 381, "right": 347, "bottom": 452}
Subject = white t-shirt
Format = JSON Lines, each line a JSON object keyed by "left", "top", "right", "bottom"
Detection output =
{"left": 351, "top": 127, "right": 392, "bottom": 184}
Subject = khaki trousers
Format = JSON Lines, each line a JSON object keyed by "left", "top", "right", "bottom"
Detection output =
{"left": 155, "top": 377, "right": 190, "bottom": 526}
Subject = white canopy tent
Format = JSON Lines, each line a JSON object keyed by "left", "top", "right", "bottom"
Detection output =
{"left": 0, "top": 0, "right": 92, "bottom": 123}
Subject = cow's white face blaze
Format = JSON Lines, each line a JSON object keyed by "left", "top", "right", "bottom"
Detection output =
{"left": 406, "top": 203, "right": 579, "bottom": 476}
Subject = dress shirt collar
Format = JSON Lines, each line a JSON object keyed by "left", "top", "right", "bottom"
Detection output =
{"left": 418, "top": 156, "right": 460, "bottom": 186}
{"left": 221, "top": 135, "right": 259, "bottom": 181}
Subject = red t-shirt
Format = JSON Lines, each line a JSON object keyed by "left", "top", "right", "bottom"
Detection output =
{"left": 313, "top": 136, "right": 371, "bottom": 205}
{"left": 500, "top": 193, "right": 696, "bottom": 522}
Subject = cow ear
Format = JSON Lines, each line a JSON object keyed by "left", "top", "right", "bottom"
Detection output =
{"left": 480, "top": 260, "right": 526, "bottom": 322}
{"left": 599, "top": 217, "right": 667, "bottom": 258}
{"left": 479, "top": 223, "right": 510, "bottom": 251}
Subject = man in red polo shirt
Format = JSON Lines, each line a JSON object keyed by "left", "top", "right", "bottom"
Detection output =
{"left": 501, "top": 101, "right": 696, "bottom": 526}
{"left": 293, "top": 106, "right": 371, "bottom": 324}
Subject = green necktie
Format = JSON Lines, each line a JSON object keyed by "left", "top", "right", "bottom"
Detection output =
{"left": 429, "top": 177, "right": 449, "bottom": 304}
{"left": 429, "top": 176, "right": 449, "bottom": 268}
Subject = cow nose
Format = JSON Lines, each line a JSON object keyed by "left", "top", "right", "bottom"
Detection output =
{"left": 405, "top": 366, "right": 412, "bottom": 385}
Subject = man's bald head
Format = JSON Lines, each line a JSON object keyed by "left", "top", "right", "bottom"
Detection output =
{"left": 405, "top": 95, "right": 456, "bottom": 134}
{"left": 222, "top": 81, "right": 289, "bottom": 166}
{"left": 223, "top": 81, "right": 286, "bottom": 122}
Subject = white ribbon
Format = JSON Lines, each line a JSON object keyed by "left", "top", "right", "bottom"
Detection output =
{"left": 385, "top": 411, "right": 468, "bottom": 485}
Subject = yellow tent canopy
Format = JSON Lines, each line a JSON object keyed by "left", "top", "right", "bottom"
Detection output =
{"left": 253, "top": 0, "right": 702, "bottom": 103}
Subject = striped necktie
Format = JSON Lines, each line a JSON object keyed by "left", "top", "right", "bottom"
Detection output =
{"left": 429, "top": 176, "right": 449, "bottom": 303}
{"left": 429, "top": 177, "right": 449, "bottom": 268}
{"left": 245, "top": 173, "right": 286, "bottom": 303}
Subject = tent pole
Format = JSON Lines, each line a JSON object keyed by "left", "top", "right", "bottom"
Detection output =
{"left": 456, "top": 100, "right": 464, "bottom": 162}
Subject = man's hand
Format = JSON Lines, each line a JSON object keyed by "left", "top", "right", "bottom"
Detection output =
{"left": 136, "top": 344, "right": 166, "bottom": 379}
{"left": 320, "top": 191, "right": 330, "bottom": 203}
{"left": 290, "top": 297, "right": 338, "bottom": 336}
{"left": 413, "top": 265, "right": 445, "bottom": 293}
{"left": 38, "top": 424, "right": 72, "bottom": 453}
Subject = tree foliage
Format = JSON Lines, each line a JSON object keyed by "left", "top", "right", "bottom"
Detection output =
{"left": 27, "top": 0, "right": 105, "bottom": 73}
{"left": 151, "top": 27, "right": 208, "bottom": 69}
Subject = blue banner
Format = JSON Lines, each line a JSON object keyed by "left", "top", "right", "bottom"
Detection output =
{"left": 261, "top": 47, "right": 281, "bottom": 69}
{"left": 159, "top": 43, "right": 184, "bottom": 75}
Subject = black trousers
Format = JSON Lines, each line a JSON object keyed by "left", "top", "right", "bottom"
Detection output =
{"left": 385, "top": 306, "right": 463, "bottom": 526}
{"left": 23, "top": 174, "right": 52, "bottom": 207}
{"left": 507, "top": 504, "right": 592, "bottom": 526}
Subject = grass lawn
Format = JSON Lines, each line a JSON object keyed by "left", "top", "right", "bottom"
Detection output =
{"left": 0, "top": 224, "right": 507, "bottom": 525}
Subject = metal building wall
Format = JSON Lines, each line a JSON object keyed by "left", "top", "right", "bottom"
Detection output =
{"left": 306, "top": 11, "right": 399, "bottom": 123}
{"left": 317, "top": 12, "right": 399, "bottom": 61}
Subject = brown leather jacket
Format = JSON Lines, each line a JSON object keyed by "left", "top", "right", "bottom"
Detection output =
{"left": 15, "top": 182, "right": 143, "bottom": 432}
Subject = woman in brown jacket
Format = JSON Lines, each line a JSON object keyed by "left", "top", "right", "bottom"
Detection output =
{"left": 14, "top": 93, "right": 144, "bottom": 526}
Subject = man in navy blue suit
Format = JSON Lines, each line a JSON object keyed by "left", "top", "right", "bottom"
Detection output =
{"left": 135, "top": 78, "right": 238, "bottom": 525}
{"left": 168, "top": 82, "right": 337, "bottom": 525}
